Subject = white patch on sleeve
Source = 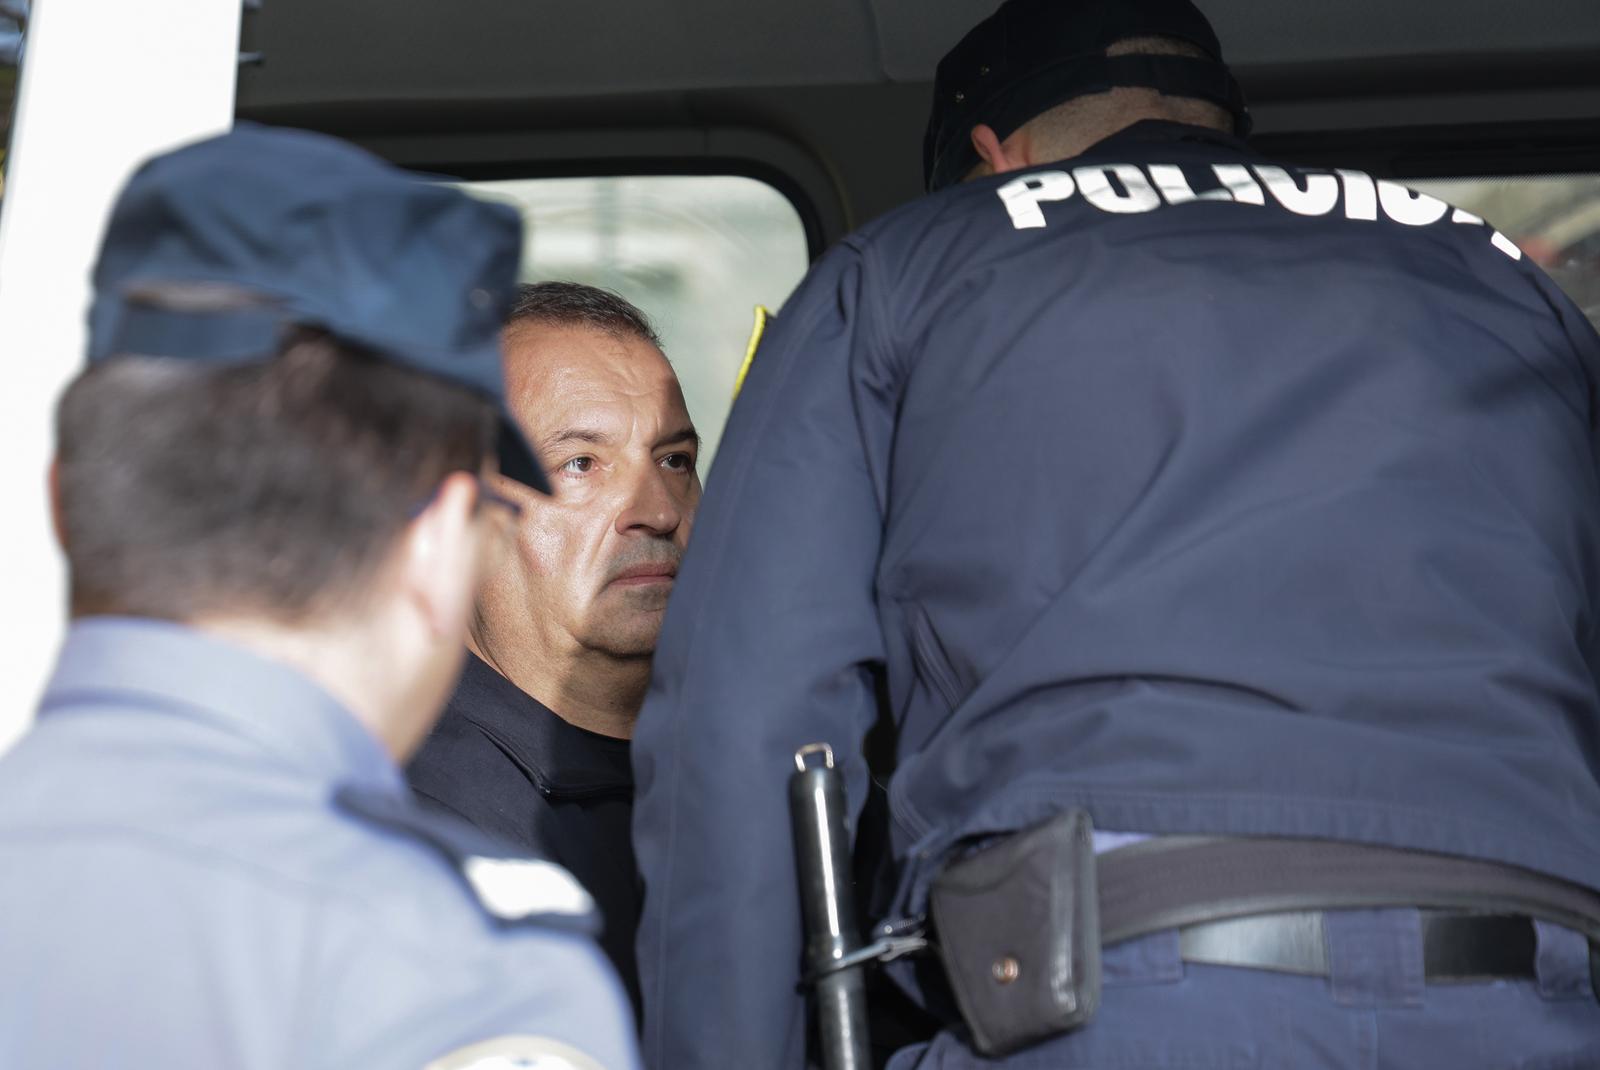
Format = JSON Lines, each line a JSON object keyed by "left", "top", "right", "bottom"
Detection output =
{"left": 462, "top": 856, "right": 596, "bottom": 921}
{"left": 1451, "top": 207, "right": 1485, "bottom": 226}
{"left": 1377, "top": 181, "right": 1450, "bottom": 226}
{"left": 997, "top": 170, "right": 1076, "bottom": 229}
{"left": 1073, "top": 165, "right": 1162, "bottom": 214}
{"left": 1253, "top": 166, "right": 1340, "bottom": 217}
{"left": 1211, "top": 164, "right": 1265, "bottom": 205}
{"left": 1148, "top": 164, "right": 1234, "bottom": 205}
{"left": 424, "top": 1035, "right": 608, "bottom": 1070}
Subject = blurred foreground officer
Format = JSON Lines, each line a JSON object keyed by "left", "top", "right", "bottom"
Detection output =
{"left": 0, "top": 125, "right": 638, "bottom": 1070}
{"left": 631, "top": 1, "right": 1600, "bottom": 1067}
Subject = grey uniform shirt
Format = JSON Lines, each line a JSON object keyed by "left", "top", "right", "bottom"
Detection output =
{"left": 0, "top": 617, "right": 639, "bottom": 1070}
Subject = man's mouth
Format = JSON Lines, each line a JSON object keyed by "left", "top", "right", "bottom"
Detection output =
{"left": 608, "top": 562, "right": 679, "bottom": 587}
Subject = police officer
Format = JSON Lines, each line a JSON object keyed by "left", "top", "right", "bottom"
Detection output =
{"left": 0, "top": 125, "right": 638, "bottom": 1070}
{"left": 630, "top": 1, "right": 1600, "bottom": 1066}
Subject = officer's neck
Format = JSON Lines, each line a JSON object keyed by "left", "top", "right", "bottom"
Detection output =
{"left": 469, "top": 632, "right": 642, "bottom": 740}
{"left": 191, "top": 613, "right": 438, "bottom": 761}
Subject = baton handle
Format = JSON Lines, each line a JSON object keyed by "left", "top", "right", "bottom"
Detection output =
{"left": 789, "top": 743, "right": 871, "bottom": 1070}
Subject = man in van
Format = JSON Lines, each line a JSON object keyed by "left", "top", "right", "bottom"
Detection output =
{"left": 0, "top": 125, "right": 638, "bottom": 1070}
{"left": 408, "top": 280, "right": 701, "bottom": 1014}
{"left": 630, "top": 0, "right": 1600, "bottom": 1066}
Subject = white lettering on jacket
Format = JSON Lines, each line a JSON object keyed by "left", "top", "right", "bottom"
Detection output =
{"left": 1338, "top": 169, "right": 1378, "bottom": 221}
{"left": 995, "top": 162, "right": 1526, "bottom": 260}
{"left": 1149, "top": 164, "right": 1235, "bottom": 205}
{"left": 1211, "top": 164, "right": 1265, "bottom": 205}
{"left": 1377, "top": 181, "right": 1450, "bottom": 226}
{"left": 1073, "top": 165, "right": 1162, "bottom": 213}
{"left": 997, "top": 170, "right": 1077, "bottom": 229}
{"left": 1254, "top": 166, "right": 1341, "bottom": 216}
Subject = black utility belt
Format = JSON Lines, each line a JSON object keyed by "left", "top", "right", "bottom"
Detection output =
{"left": 918, "top": 817, "right": 1600, "bottom": 1058}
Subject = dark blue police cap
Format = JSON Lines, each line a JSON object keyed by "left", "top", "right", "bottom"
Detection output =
{"left": 924, "top": 0, "right": 1250, "bottom": 192}
{"left": 86, "top": 122, "right": 550, "bottom": 493}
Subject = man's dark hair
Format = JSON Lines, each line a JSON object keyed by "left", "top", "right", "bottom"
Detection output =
{"left": 55, "top": 329, "right": 498, "bottom": 623}
{"left": 507, "top": 281, "right": 661, "bottom": 348}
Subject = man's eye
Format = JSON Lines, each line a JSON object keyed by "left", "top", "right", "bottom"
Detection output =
{"left": 563, "top": 456, "right": 594, "bottom": 474}
{"left": 660, "top": 453, "right": 694, "bottom": 472}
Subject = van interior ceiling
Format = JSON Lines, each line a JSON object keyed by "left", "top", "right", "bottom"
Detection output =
{"left": 235, "top": 0, "right": 1600, "bottom": 242}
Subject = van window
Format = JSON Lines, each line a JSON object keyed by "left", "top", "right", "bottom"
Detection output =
{"left": 1411, "top": 175, "right": 1600, "bottom": 328}
{"left": 458, "top": 175, "right": 810, "bottom": 476}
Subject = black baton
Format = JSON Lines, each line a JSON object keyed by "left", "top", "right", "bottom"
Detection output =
{"left": 790, "top": 742, "right": 872, "bottom": 1070}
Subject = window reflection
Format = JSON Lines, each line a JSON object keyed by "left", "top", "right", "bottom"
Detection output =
{"left": 1413, "top": 174, "right": 1600, "bottom": 329}
{"left": 460, "top": 175, "right": 810, "bottom": 474}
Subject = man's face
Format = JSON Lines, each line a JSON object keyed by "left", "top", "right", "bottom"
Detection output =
{"left": 480, "top": 322, "right": 700, "bottom": 664}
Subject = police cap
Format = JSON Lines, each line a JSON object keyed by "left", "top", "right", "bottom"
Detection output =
{"left": 923, "top": 0, "right": 1250, "bottom": 193}
{"left": 87, "top": 122, "right": 550, "bottom": 493}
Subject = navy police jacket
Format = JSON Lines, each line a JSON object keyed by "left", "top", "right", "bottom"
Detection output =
{"left": 631, "top": 120, "right": 1600, "bottom": 1068}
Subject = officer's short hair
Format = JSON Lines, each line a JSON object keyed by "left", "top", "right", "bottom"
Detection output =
{"left": 55, "top": 315, "right": 498, "bottom": 623}
{"left": 506, "top": 282, "right": 661, "bottom": 349}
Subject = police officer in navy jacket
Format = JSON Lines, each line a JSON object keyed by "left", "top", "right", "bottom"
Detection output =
{"left": 0, "top": 125, "right": 638, "bottom": 1070}
{"left": 630, "top": 1, "right": 1600, "bottom": 1066}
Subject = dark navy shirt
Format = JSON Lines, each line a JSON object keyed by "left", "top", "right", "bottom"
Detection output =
{"left": 632, "top": 121, "right": 1600, "bottom": 1069}
{"left": 0, "top": 619, "right": 638, "bottom": 1070}
{"left": 408, "top": 652, "right": 641, "bottom": 1012}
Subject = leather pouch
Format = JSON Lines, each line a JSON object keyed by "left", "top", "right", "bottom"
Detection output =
{"left": 928, "top": 810, "right": 1100, "bottom": 1057}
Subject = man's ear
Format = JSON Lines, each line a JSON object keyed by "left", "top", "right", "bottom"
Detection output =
{"left": 47, "top": 456, "right": 68, "bottom": 553}
{"left": 970, "top": 123, "right": 1031, "bottom": 177}
{"left": 397, "top": 471, "right": 482, "bottom": 642}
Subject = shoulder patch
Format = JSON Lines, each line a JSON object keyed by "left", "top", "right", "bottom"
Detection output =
{"left": 423, "top": 1035, "right": 607, "bottom": 1070}
{"left": 461, "top": 855, "right": 595, "bottom": 923}
{"left": 334, "top": 784, "right": 598, "bottom": 931}
{"left": 733, "top": 304, "right": 773, "bottom": 400}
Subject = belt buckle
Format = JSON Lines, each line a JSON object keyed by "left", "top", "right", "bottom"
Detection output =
{"left": 1590, "top": 940, "right": 1600, "bottom": 1006}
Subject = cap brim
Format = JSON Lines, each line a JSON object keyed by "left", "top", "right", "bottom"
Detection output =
{"left": 496, "top": 413, "right": 552, "bottom": 495}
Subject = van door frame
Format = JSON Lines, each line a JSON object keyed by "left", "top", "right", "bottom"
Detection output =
{"left": 0, "top": 0, "right": 244, "bottom": 754}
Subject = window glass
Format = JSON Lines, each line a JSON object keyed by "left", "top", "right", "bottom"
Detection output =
{"left": 459, "top": 175, "right": 811, "bottom": 475}
{"left": 1411, "top": 174, "right": 1600, "bottom": 328}
{"left": 0, "top": 1, "right": 25, "bottom": 210}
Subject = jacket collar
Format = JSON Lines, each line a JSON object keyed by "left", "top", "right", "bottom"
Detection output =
{"left": 1085, "top": 117, "right": 1258, "bottom": 157}
{"left": 444, "top": 652, "right": 633, "bottom": 799}
{"left": 41, "top": 616, "right": 402, "bottom": 794}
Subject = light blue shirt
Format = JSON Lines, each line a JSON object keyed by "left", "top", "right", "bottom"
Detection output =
{"left": 0, "top": 618, "right": 639, "bottom": 1070}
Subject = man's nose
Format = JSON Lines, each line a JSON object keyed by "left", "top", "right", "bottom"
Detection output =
{"left": 615, "top": 463, "right": 684, "bottom": 537}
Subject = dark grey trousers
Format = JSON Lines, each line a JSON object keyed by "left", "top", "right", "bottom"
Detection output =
{"left": 889, "top": 909, "right": 1600, "bottom": 1069}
